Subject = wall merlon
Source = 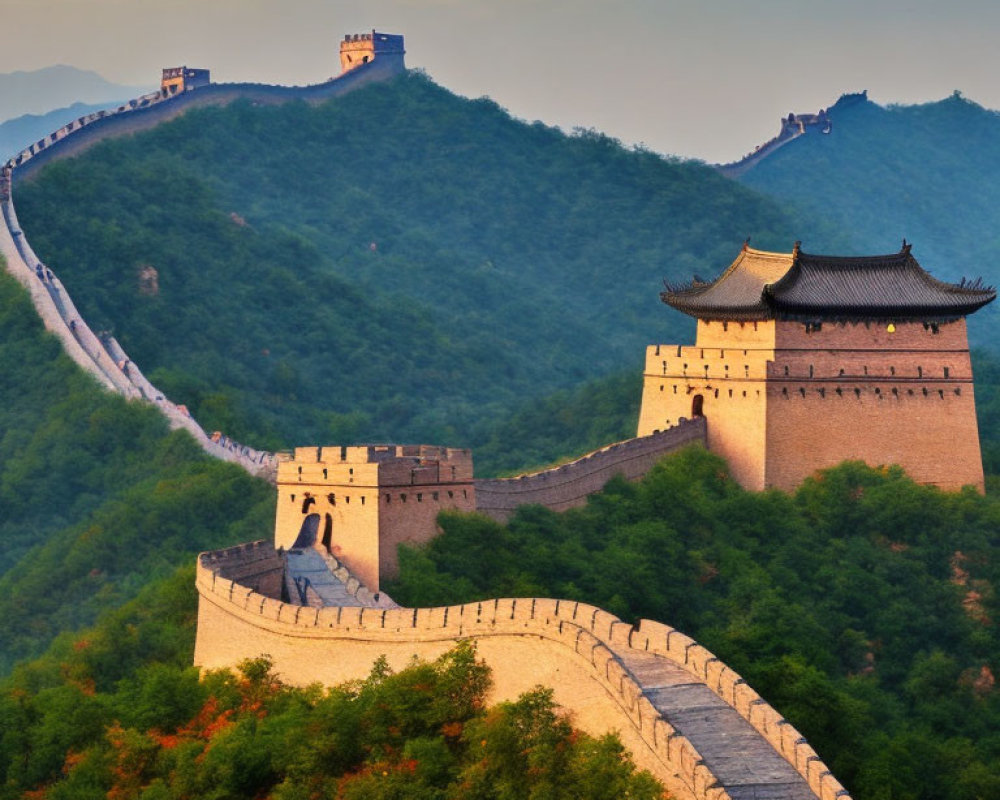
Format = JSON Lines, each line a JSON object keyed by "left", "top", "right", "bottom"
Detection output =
{"left": 493, "top": 598, "right": 517, "bottom": 623}
{"left": 795, "top": 741, "right": 821, "bottom": 775}
{"left": 821, "top": 774, "right": 850, "bottom": 800}
{"left": 532, "top": 598, "right": 561, "bottom": 622}
{"left": 704, "top": 658, "right": 728, "bottom": 693}
{"left": 780, "top": 723, "right": 807, "bottom": 759}
{"left": 693, "top": 762, "right": 719, "bottom": 797}
{"left": 636, "top": 695, "right": 660, "bottom": 734}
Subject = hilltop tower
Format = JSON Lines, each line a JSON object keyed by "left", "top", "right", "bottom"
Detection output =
{"left": 275, "top": 444, "right": 474, "bottom": 591}
{"left": 637, "top": 242, "right": 995, "bottom": 492}
{"left": 160, "top": 67, "right": 210, "bottom": 95}
{"left": 339, "top": 31, "right": 406, "bottom": 74}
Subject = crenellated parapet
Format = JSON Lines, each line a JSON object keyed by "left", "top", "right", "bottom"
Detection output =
{"left": 474, "top": 419, "right": 706, "bottom": 521}
{"left": 340, "top": 31, "right": 406, "bottom": 74}
{"left": 275, "top": 444, "right": 476, "bottom": 592}
{"left": 195, "top": 548, "right": 848, "bottom": 800}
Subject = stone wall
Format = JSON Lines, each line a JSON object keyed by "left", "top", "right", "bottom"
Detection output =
{"left": 194, "top": 552, "right": 849, "bottom": 800}
{"left": 199, "top": 541, "right": 285, "bottom": 599}
{"left": 474, "top": 419, "right": 707, "bottom": 521}
{"left": 638, "top": 334, "right": 773, "bottom": 490}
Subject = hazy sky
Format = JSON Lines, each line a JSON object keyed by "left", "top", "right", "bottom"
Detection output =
{"left": 3, "top": 0, "right": 1000, "bottom": 162}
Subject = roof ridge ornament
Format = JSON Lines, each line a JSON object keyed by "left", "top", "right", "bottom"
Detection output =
{"left": 792, "top": 240, "right": 801, "bottom": 258}
{"left": 902, "top": 238, "right": 911, "bottom": 254}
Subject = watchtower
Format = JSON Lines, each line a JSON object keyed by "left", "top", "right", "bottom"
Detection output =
{"left": 638, "top": 242, "right": 995, "bottom": 492}
{"left": 160, "top": 67, "right": 211, "bottom": 95}
{"left": 339, "top": 30, "right": 406, "bottom": 74}
{"left": 275, "top": 444, "right": 474, "bottom": 591}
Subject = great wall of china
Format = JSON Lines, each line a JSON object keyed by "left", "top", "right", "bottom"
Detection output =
{"left": 196, "top": 542, "right": 848, "bottom": 800}
{"left": 1, "top": 36, "right": 851, "bottom": 799}
{"left": 716, "top": 90, "right": 867, "bottom": 178}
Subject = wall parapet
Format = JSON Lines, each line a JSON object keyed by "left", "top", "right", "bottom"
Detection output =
{"left": 474, "top": 418, "right": 707, "bottom": 520}
{"left": 195, "top": 549, "right": 846, "bottom": 800}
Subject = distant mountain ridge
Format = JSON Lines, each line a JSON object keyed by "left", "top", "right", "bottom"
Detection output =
{"left": 733, "top": 91, "right": 1000, "bottom": 277}
{"left": 0, "top": 65, "right": 147, "bottom": 122}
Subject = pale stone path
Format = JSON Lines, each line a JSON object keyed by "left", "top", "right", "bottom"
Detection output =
{"left": 284, "top": 549, "right": 367, "bottom": 607}
{"left": 620, "top": 650, "right": 815, "bottom": 799}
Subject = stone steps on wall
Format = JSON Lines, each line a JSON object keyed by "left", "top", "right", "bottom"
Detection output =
{"left": 285, "top": 548, "right": 370, "bottom": 607}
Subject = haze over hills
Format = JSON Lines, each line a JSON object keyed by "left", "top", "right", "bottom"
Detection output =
{"left": 14, "top": 71, "right": 821, "bottom": 458}
{"left": 0, "top": 65, "right": 147, "bottom": 122}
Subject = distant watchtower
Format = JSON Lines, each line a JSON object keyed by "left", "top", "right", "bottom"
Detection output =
{"left": 160, "top": 67, "right": 211, "bottom": 95}
{"left": 638, "top": 242, "right": 995, "bottom": 492}
{"left": 339, "top": 30, "right": 406, "bottom": 74}
{"left": 274, "top": 444, "right": 474, "bottom": 592}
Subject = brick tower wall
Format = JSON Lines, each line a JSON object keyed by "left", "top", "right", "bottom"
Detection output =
{"left": 638, "top": 320, "right": 777, "bottom": 490}
{"left": 638, "top": 318, "right": 986, "bottom": 492}
{"left": 765, "top": 319, "right": 985, "bottom": 492}
{"left": 274, "top": 446, "right": 474, "bottom": 592}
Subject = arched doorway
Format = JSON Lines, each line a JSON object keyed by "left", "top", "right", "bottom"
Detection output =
{"left": 691, "top": 394, "right": 704, "bottom": 418}
{"left": 322, "top": 513, "right": 333, "bottom": 553}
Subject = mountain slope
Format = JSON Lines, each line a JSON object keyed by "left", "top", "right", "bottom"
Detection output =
{"left": 736, "top": 91, "right": 1000, "bottom": 342}
{"left": 14, "top": 71, "right": 824, "bottom": 453}
{"left": 0, "top": 266, "right": 273, "bottom": 671}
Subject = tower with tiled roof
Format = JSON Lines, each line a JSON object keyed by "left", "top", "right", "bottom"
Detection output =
{"left": 638, "top": 242, "right": 995, "bottom": 492}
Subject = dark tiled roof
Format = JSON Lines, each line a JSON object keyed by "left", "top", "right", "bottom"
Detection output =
{"left": 664, "top": 243, "right": 995, "bottom": 321}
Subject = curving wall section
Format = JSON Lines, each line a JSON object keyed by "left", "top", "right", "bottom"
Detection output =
{"left": 9, "top": 57, "right": 405, "bottom": 182}
{"left": 0, "top": 59, "right": 407, "bottom": 481}
{"left": 475, "top": 418, "right": 707, "bottom": 520}
{"left": 195, "top": 544, "right": 851, "bottom": 800}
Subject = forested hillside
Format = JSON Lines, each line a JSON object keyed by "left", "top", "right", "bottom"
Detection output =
{"left": 390, "top": 450, "right": 1000, "bottom": 800}
{"left": 0, "top": 268, "right": 274, "bottom": 671}
{"left": 13, "top": 70, "right": 822, "bottom": 456}
{"left": 0, "top": 575, "right": 660, "bottom": 800}
{"left": 737, "top": 91, "right": 1000, "bottom": 342}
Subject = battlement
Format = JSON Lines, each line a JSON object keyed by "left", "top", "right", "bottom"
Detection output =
{"left": 277, "top": 444, "right": 474, "bottom": 489}
{"left": 194, "top": 553, "right": 844, "bottom": 800}
{"left": 275, "top": 443, "right": 475, "bottom": 591}
{"left": 340, "top": 30, "right": 405, "bottom": 74}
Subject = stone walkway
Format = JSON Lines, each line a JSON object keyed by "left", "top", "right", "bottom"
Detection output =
{"left": 620, "top": 650, "right": 816, "bottom": 800}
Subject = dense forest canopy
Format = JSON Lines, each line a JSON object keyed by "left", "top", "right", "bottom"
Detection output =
{"left": 0, "top": 270, "right": 274, "bottom": 671}
{"left": 13, "top": 71, "right": 822, "bottom": 453}
{"left": 0, "top": 570, "right": 662, "bottom": 800}
{"left": 389, "top": 449, "right": 1000, "bottom": 800}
